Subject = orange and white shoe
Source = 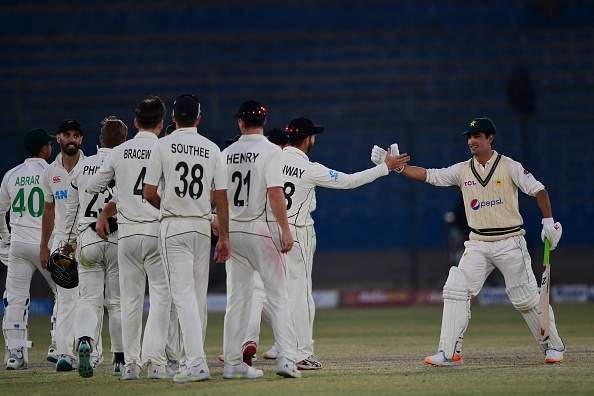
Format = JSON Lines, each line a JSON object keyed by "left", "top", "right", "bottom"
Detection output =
{"left": 424, "top": 351, "right": 463, "bottom": 366}
{"left": 545, "top": 349, "right": 564, "bottom": 364}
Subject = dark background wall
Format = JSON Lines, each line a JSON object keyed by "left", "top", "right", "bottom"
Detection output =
{"left": 1, "top": 0, "right": 592, "bottom": 292}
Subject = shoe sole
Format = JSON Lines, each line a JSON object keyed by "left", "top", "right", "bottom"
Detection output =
{"left": 47, "top": 356, "right": 58, "bottom": 363}
{"left": 276, "top": 369, "right": 302, "bottom": 378}
{"left": 545, "top": 356, "right": 564, "bottom": 364}
{"left": 78, "top": 344, "right": 93, "bottom": 378}
{"left": 56, "top": 360, "right": 74, "bottom": 372}
{"left": 223, "top": 372, "right": 263, "bottom": 379}
{"left": 243, "top": 344, "right": 257, "bottom": 357}
{"left": 173, "top": 374, "right": 211, "bottom": 382}
{"left": 424, "top": 357, "right": 464, "bottom": 367}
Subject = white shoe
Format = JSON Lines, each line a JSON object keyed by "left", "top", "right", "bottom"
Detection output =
{"left": 6, "top": 351, "right": 27, "bottom": 370}
{"left": 424, "top": 351, "right": 464, "bottom": 366}
{"left": 166, "top": 360, "right": 180, "bottom": 377}
{"left": 47, "top": 343, "right": 58, "bottom": 363}
{"left": 173, "top": 362, "right": 210, "bottom": 383}
{"left": 91, "top": 354, "right": 104, "bottom": 369}
{"left": 276, "top": 357, "right": 302, "bottom": 378}
{"left": 147, "top": 360, "right": 173, "bottom": 379}
{"left": 56, "top": 354, "right": 76, "bottom": 371}
{"left": 262, "top": 345, "right": 278, "bottom": 359}
{"left": 122, "top": 360, "right": 141, "bottom": 380}
{"left": 296, "top": 355, "right": 323, "bottom": 370}
{"left": 545, "top": 349, "right": 565, "bottom": 364}
{"left": 223, "top": 362, "right": 263, "bottom": 379}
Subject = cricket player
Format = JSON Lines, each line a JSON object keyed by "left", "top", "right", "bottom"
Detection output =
{"left": 221, "top": 100, "right": 300, "bottom": 379}
{"left": 144, "top": 94, "right": 230, "bottom": 383}
{"left": 371, "top": 117, "right": 565, "bottom": 365}
{"left": 64, "top": 116, "right": 127, "bottom": 378}
{"left": 278, "top": 117, "right": 409, "bottom": 369}
{"left": 86, "top": 96, "right": 175, "bottom": 380}
{"left": 40, "top": 119, "right": 86, "bottom": 371}
{"left": 1, "top": 128, "right": 57, "bottom": 370}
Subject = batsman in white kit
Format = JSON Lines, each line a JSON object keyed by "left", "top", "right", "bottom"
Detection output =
{"left": 371, "top": 117, "right": 565, "bottom": 365}
{"left": 64, "top": 117, "right": 128, "bottom": 378}
{"left": 221, "top": 100, "right": 300, "bottom": 379}
{"left": 1, "top": 128, "right": 57, "bottom": 370}
{"left": 39, "top": 119, "right": 87, "bottom": 371}
{"left": 144, "top": 94, "right": 230, "bottom": 383}
{"left": 279, "top": 117, "right": 409, "bottom": 369}
{"left": 86, "top": 96, "right": 178, "bottom": 380}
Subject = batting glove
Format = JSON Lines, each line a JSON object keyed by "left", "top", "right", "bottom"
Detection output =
{"left": 0, "top": 235, "right": 10, "bottom": 266}
{"left": 389, "top": 143, "right": 404, "bottom": 173}
{"left": 541, "top": 218, "right": 562, "bottom": 250}
{"left": 371, "top": 145, "right": 387, "bottom": 165}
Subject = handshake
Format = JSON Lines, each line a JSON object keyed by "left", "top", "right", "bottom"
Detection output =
{"left": 370, "top": 143, "right": 408, "bottom": 173}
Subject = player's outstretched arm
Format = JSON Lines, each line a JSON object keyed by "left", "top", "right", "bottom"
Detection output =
{"left": 268, "top": 186, "right": 293, "bottom": 253}
{"left": 398, "top": 165, "right": 428, "bottom": 182}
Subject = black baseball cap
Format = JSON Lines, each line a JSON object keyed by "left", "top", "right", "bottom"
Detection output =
{"left": 57, "top": 119, "right": 83, "bottom": 135}
{"left": 24, "top": 128, "right": 56, "bottom": 152}
{"left": 265, "top": 128, "right": 288, "bottom": 145}
{"left": 285, "top": 117, "right": 324, "bottom": 142}
{"left": 462, "top": 117, "right": 496, "bottom": 135}
{"left": 173, "top": 94, "right": 201, "bottom": 122}
{"left": 225, "top": 134, "right": 241, "bottom": 146}
{"left": 234, "top": 100, "right": 267, "bottom": 122}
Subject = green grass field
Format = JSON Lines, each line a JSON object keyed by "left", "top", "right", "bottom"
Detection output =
{"left": 1, "top": 304, "right": 593, "bottom": 395}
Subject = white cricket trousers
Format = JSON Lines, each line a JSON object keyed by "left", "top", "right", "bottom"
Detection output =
{"left": 159, "top": 217, "right": 210, "bottom": 369}
{"left": 224, "top": 220, "right": 299, "bottom": 365}
{"left": 3, "top": 241, "right": 57, "bottom": 360}
{"left": 118, "top": 223, "right": 171, "bottom": 367}
{"left": 455, "top": 236, "right": 564, "bottom": 350}
{"left": 243, "top": 272, "right": 272, "bottom": 346}
{"left": 286, "top": 224, "right": 317, "bottom": 361}
{"left": 52, "top": 235, "right": 78, "bottom": 359}
{"left": 75, "top": 228, "right": 122, "bottom": 353}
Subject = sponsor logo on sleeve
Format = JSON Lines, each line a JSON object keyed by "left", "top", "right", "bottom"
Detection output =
{"left": 328, "top": 170, "right": 338, "bottom": 181}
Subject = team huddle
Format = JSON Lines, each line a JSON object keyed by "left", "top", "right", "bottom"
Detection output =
{"left": 1, "top": 95, "right": 565, "bottom": 383}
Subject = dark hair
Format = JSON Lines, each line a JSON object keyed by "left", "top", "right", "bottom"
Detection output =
{"left": 135, "top": 95, "right": 166, "bottom": 130}
{"left": 242, "top": 118, "right": 266, "bottom": 129}
{"left": 101, "top": 116, "right": 128, "bottom": 148}
{"left": 176, "top": 118, "right": 196, "bottom": 128}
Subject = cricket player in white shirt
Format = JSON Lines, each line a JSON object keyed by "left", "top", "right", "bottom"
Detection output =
{"left": 86, "top": 96, "right": 176, "bottom": 380}
{"left": 144, "top": 94, "right": 230, "bottom": 383}
{"left": 64, "top": 117, "right": 128, "bottom": 378}
{"left": 1, "top": 128, "right": 57, "bottom": 370}
{"left": 371, "top": 117, "right": 565, "bottom": 365}
{"left": 280, "top": 117, "right": 409, "bottom": 369}
{"left": 39, "top": 119, "right": 86, "bottom": 371}
{"left": 221, "top": 100, "right": 301, "bottom": 379}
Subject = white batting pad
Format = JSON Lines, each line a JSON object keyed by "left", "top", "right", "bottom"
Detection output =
{"left": 438, "top": 267, "right": 471, "bottom": 359}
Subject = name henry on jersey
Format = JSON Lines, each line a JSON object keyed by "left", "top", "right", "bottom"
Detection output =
{"left": 172, "top": 143, "right": 210, "bottom": 158}
{"left": 227, "top": 152, "right": 259, "bottom": 164}
{"left": 124, "top": 148, "right": 151, "bottom": 160}
{"left": 282, "top": 165, "right": 305, "bottom": 179}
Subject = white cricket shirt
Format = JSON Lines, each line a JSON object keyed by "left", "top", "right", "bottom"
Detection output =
{"left": 144, "top": 127, "right": 227, "bottom": 220}
{"left": 222, "top": 134, "right": 283, "bottom": 222}
{"left": 0, "top": 158, "right": 49, "bottom": 243}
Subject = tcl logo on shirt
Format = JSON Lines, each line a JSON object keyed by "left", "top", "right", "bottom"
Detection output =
{"left": 463, "top": 180, "right": 477, "bottom": 187}
{"left": 52, "top": 176, "right": 61, "bottom": 183}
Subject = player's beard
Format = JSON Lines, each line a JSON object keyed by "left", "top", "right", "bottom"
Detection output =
{"left": 60, "top": 141, "right": 79, "bottom": 156}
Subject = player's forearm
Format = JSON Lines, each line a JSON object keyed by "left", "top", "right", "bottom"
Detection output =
{"left": 213, "top": 190, "right": 229, "bottom": 239}
{"left": 40, "top": 202, "right": 55, "bottom": 248}
{"left": 144, "top": 184, "right": 160, "bottom": 209}
{"left": 536, "top": 189, "right": 553, "bottom": 219}
{"left": 86, "top": 170, "right": 113, "bottom": 194}
{"left": 399, "top": 165, "right": 428, "bottom": 182}
{"left": 268, "top": 186, "right": 291, "bottom": 233}
{"left": 100, "top": 201, "right": 117, "bottom": 219}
